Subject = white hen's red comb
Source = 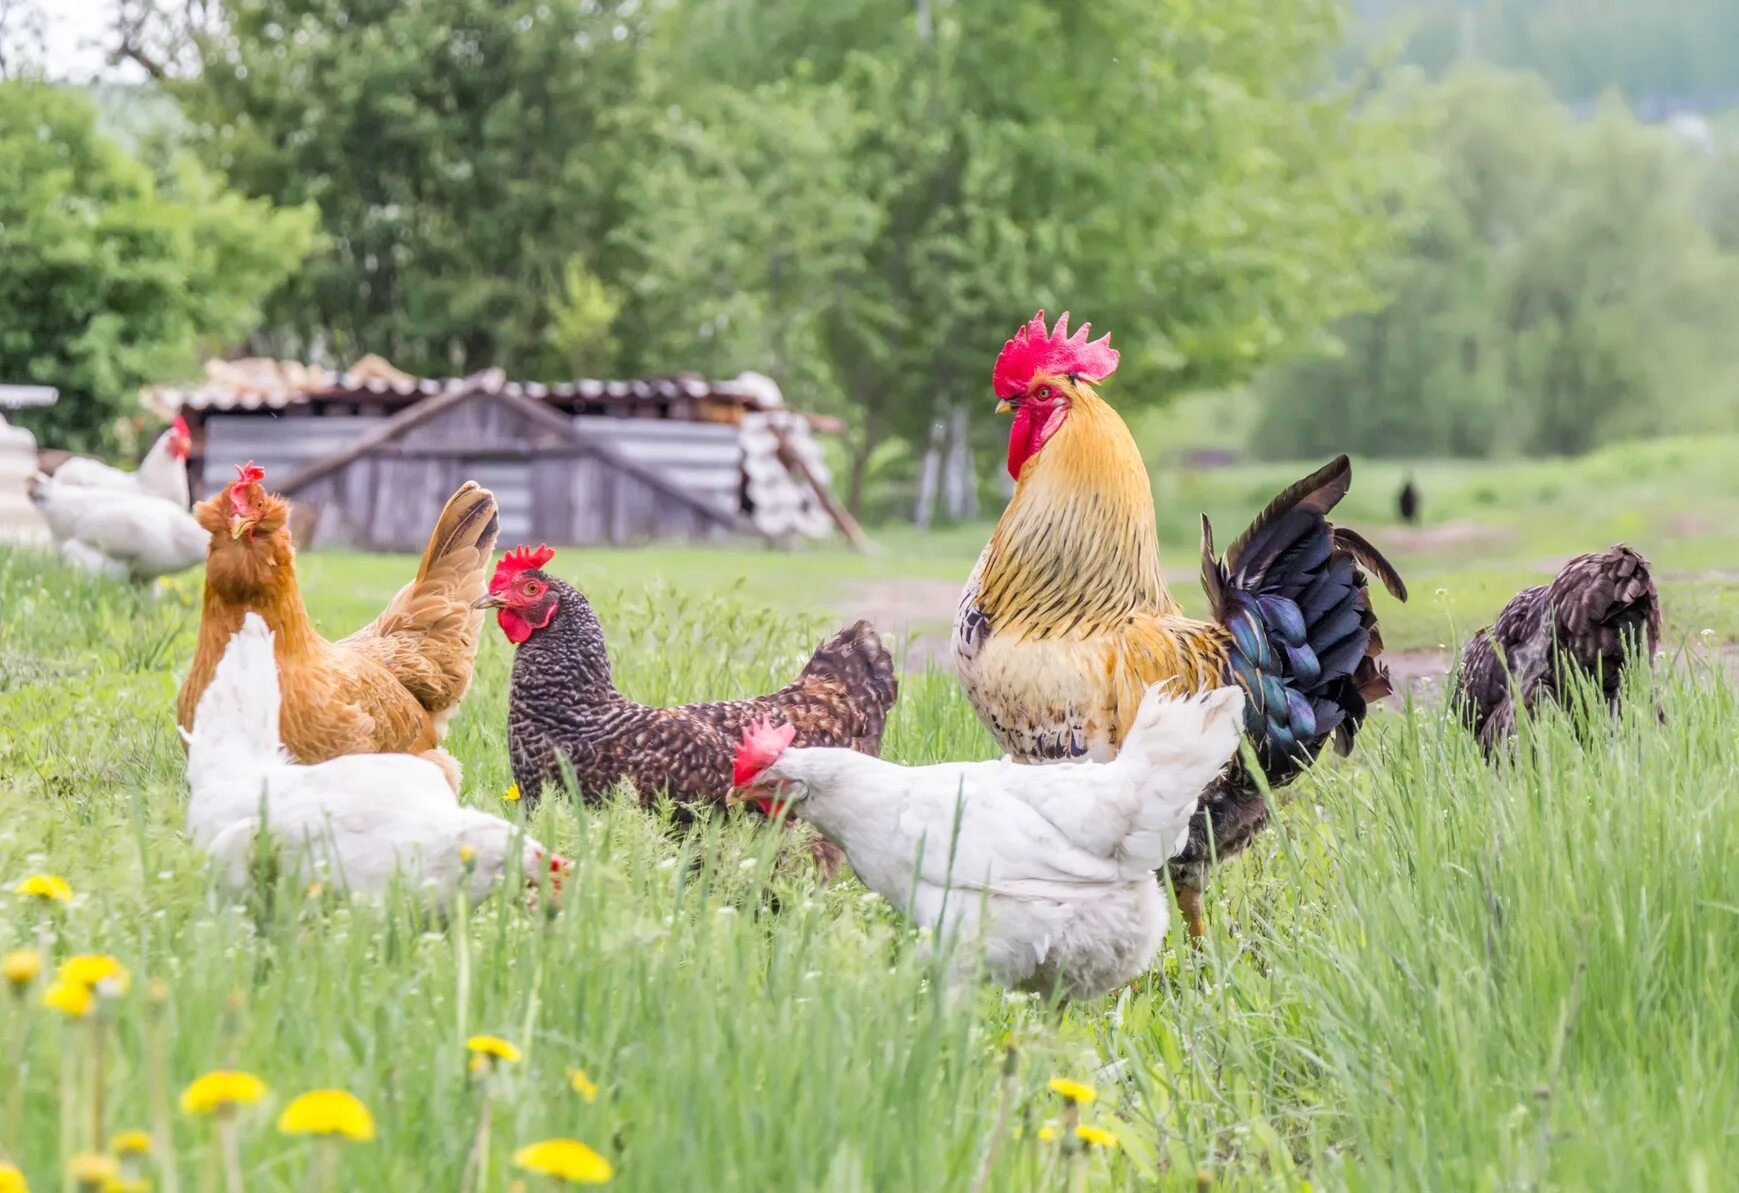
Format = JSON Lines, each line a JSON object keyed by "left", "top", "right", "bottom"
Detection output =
{"left": 733, "top": 718, "right": 797, "bottom": 787}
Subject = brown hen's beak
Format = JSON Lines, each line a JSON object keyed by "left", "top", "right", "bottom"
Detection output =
{"left": 995, "top": 399, "right": 1014, "bottom": 414}
{"left": 471, "top": 592, "right": 506, "bottom": 610}
{"left": 229, "top": 514, "right": 257, "bottom": 539}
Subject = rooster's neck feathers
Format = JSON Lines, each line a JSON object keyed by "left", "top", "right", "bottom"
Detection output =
{"left": 977, "top": 386, "right": 1177, "bottom": 632}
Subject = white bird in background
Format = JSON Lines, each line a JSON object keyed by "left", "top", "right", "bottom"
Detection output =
{"left": 50, "top": 415, "right": 194, "bottom": 508}
{"left": 27, "top": 470, "right": 206, "bottom": 582}
{"left": 184, "top": 613, "right": 569, "bottom": 909}
{"left": 730, "top": 682, "right": 1246, "bottom": 1000}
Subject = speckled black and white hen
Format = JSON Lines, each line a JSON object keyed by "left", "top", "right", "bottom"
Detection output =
{"left": 475, "top": 545, "right": 899, "bottom": 841}
{"left": 1452, "top": 545, "right": 1661, "bottom": 753}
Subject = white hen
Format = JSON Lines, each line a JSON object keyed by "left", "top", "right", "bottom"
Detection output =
{"left": 51, "top": 416, "right": 193, "bottom": 508}
{"left": 185, "top": 612, "right": 568, "bottom": 908}
{"left": 731, "top": 683, "right": 1245, "bottom": 1000}
{"left": 27, "top": 471, "right": 206, "bottom": 582}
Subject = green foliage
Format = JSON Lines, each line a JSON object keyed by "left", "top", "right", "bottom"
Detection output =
{"left": 1253, "top": 69, "right": 1739, "bottom": 459}
{"left": 0, "top": 81, "right": 315, "bottom": 452}
{"left": 172, "top": 0, "right": 650, "bottom": 375}
{"left": 163, "top": 0, "right": 1410, "bottom": 510}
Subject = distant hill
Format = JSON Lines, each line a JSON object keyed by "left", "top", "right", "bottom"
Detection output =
{"left": 1351, "top": 0, "right": 1739, "bottom": 115}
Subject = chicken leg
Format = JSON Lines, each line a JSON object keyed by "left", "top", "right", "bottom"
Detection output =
{"left": 1176, "top": 884, "right": 1207, "bottom": 942}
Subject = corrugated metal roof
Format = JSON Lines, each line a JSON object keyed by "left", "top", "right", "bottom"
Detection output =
{"left": 145, "top": 359, "right": 791, "bottom": 416}
{"left": 0, "top": 384, "right": 58, "bottom": 409}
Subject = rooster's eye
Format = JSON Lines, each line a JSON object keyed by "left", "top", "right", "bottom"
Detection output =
{"left": 1036, "top": 386, "right": 1052, "bottom": 399}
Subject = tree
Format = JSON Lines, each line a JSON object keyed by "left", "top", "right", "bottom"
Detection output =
{"left": 0, "top": 81, "right": 316, "bottom": 452}
{"left": 169, "top": 0, "right": 651, "bottom": 376}
{"left": 621, "top": 0, "right": 1409, "bottom": 512}
{"left": 1253, "top": 69, "right": 1739, "bottom": 460}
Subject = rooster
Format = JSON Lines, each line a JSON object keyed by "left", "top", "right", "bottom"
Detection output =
{"left": 728, "top": 683, "right": 1245, "bottom": 1000}
{"left": 176, "top": 463, "right": 500, "bottom": 785}
{"left": 43, "top": 415, "right": 193, "bottom": 509}
{"left": 186, "top": 613, "right": 566, "bottom": 908}
{"left": 1452, "top": 545, "right": 1660, "bottom": 753}
{"left": 27, "top": 469, "right": 205, "bottom": 582}
{"left": 953, "top": 311, "right": 1408, "bottom": 937}
{"left": 475, "top": 544, "right": 899, "bottom": 821}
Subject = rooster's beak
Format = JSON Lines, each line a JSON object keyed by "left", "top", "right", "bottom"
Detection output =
{"left": 471, "top": 592, "right": 506, "bottom": 610}
{"left": 995, "top": 399, "right": 1014, "bottom": 414}
{"left": 725, "top": 786, "right": 752, "bottom": 808}
{"left": 228, "top": 515, "right": 257, "bottom": 539}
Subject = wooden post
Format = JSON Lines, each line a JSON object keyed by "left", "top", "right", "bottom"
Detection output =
{"left": 770, "top": 424, "right": 871, "bottom": 553}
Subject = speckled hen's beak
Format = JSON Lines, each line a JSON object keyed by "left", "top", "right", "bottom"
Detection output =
{"left": 471, "top": 592, "right": 506, "bottom": 610}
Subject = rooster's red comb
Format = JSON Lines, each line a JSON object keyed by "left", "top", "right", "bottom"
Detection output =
{"left": 732, "top": 718, "right": 797, "bottom": 787}
{"left": 992, "top": 310, "right": 1120, "bottom": 399}
{"left": 233, "top": 461, "right": 265, "bottom": 487}
{"left": 490, "top": 543, "right": 556, "bottom": 594}
{"left": 172, "top": 413, "right": 190, "bottom": 437}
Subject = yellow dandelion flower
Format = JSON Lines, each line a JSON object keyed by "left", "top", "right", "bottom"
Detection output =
{"left": 43, "top": 979, "right": 93, "bottom": 1018}
{"left": 1037, "top": 1124, "right": 1059, "bottom": 1143}
{"left": 3, "top": 947, "right": 42, "bottom": 987}
{"left": 180, "top": 1071, "right": 268, "bottom": 1116}
{"left": 103, "top": 1180, "right": 149, "bottom": 1193}
{"left": 59, "top": 955, "right": 130, "bottom": 997}
{"left": 277, "top": 1090, "right": 375, "bottom": 1142}
{"left": 110, "top": 1130, "right": 153, "bottom": 1156}
{"left": 567, "top": 1069, "right": 598, "bottom": 1103}
{"left": 0, "top": 1162, "right": 26, "bottom": 1193}
{"left": 466, "top": 1035, "right": 522, "bottom": 1064}
{"left": 503, "top": 783, "right": 522, "bottom": 803}
{"left": 67, "top": 1154, "right": 118, "bottom": 1187}
{"left": 513, "top": 1139, "right": 612, "bottom": 1184}
{"left": 14, "top": 873, "right": 72, "bottom": 903}
{"left": 458, "top": 843, "right": 477, "bottom": 865}
{"left": 1047, "top": 1077, "right": 1097, "bottom": 1105}
{"left": 1075, "top": 1124, "right": 1118, "bottom": 1149}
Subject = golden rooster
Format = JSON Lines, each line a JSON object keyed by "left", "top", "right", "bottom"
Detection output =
{"left": 952, "top": 312, "right": 1407, "bottom": 937}
{"left": 176, "top": 463, "right": 500, "bottom": 786}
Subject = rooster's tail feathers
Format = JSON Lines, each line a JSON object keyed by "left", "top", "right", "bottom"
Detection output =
{"left": 189, "top": 612, "right": 286, "bottom": 761}
{"left": 796, "top": 620, "right": 899, "bottom": 755}
{"left": 1202, "top": 457, "right": 1406, "bottom": 784}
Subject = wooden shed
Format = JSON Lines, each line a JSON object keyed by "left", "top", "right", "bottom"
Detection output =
{"left": 0, "top": 384, "right": 58, "bottom": 545}
{"left": 146, "top": 359, "right": 858, "bottom": 551}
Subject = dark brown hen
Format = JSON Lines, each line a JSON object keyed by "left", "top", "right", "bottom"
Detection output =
{"left": 1452, "top": 545, "right": 1660, "bottom": 753}
{"left": 476, "top": 546, "right": 899, "bottom": 843}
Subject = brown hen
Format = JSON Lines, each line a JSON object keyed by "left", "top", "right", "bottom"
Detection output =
{"left": 176, "top": 463, "right": 500, "bottom": 785}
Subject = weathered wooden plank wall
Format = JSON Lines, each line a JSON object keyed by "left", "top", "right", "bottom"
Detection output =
{"left": 201, "top": 402, "right": 744, "bottom": 550}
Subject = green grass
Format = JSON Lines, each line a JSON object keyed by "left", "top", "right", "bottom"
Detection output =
{"left": 2, "top": 441, "right": 1737, "bottom": 1190}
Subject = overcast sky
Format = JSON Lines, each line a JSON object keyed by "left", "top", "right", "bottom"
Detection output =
{"left": 35, "top": 0, "right": 146, "bottom": 83}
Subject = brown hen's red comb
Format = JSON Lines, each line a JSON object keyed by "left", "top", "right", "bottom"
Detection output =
{"left": 490, "top": 543, "right": 556, "bottom": 594}
{"left": 234, "top": 461, "right": 265, "bottom": 487}
{"left": 733, "top": 718, "right": 797, "bottom": 787}
{"left": 992, "top": 310, "right": 1120, "bottom": 399}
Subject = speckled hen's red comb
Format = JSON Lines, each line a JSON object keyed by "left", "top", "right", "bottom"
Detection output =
{"left": 490, "top": 543, "right": 555, "bottom": 594}
{"left": 233, "top": 461, "right": 265, "bottom": 487}
{"left": 732, "top": 718, "right": 797, "bottom": 787}
{"left": 992, "top": 310, "right": 1120, "bottom": 398}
